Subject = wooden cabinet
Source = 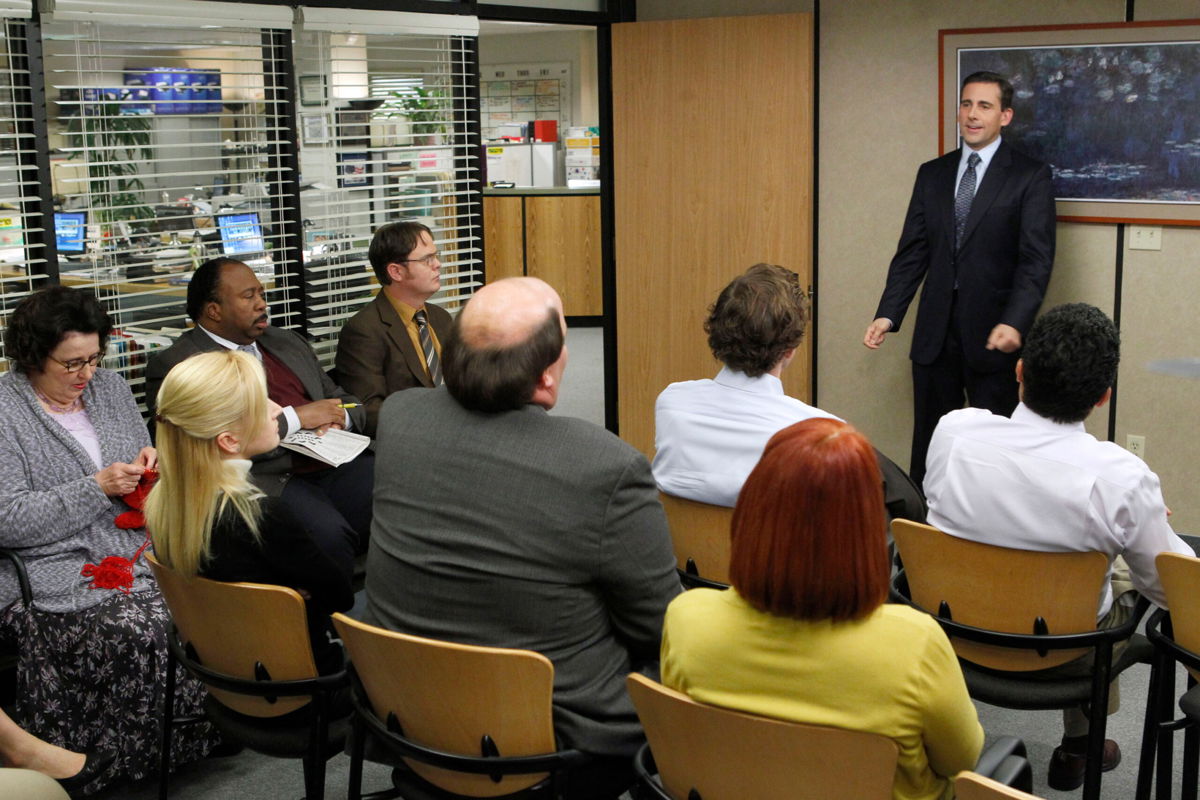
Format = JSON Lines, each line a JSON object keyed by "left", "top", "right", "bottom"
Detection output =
{"left": 483, "top": 192, "right": 602, "bottom": 317}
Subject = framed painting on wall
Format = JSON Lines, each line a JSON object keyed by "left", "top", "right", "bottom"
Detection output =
{"left": 941, "top": 20, "right": 1200, "bottom": 225}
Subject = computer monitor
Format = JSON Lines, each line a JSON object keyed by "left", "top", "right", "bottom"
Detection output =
{"left": 55, "top": 211, "right": 87, "bottom": 254}
{"left": 217, "top": 212, "right": 266, "bottom": 257}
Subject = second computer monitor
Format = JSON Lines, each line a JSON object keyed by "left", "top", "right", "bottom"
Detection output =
{"left": 55, "top": 211, "right": 87, "bottom": 254}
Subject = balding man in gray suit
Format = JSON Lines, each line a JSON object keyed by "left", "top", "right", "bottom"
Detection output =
{"left": 365, "top": 277, "right": 680, "bottom": 800}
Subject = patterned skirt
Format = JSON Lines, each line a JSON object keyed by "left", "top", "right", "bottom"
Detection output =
{"left": 0, "top": 589, "right": 219, "bottom": 794}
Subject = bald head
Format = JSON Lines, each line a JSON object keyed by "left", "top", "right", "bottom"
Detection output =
{"left": 459, "top": 277, "right": 564, "bottom": 349}
{"left": 444, "top": 278, "right": 567, "bottom": 412}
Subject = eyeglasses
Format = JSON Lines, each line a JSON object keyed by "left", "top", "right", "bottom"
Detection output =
{"left": 48, "top": 351, "right": 104, "bottom": 373}
{"left": 403, "top": 252, "right": 440, "bottom": 267}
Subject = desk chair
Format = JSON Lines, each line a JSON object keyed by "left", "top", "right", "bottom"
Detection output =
{"left": 148, "top": 553, "right": 349, "bottom": 800}
{"left": 1135, "top": 552, "right": 1200, "bottom": 800}
{"left": 890, "top": 520, "right": 1150, "bottom": 800}
{"left": 331, "top": 613, "right": 592, "bottom": 799}
{"left": 626, "top": 673, "right": 1030, "bottom": 799}
{"left": 658, "top": 493, "right": 733, "bottom": 589}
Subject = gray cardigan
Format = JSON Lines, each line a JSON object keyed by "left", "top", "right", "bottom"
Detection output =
{"left": 0, "top": 368, "right": 154, "bottom": 612}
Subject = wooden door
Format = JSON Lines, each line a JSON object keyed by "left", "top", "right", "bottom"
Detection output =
{"left": 612, "top": 14, "right": 814, "bottom": 456}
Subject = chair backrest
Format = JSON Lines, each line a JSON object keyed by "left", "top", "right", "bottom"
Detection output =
{"left": 626, "top": 673, "right": 898, "bottom": 800}
{"left": 1156, "top": 552, "right": 1200, "bottom": 682}
{"left": 892, "top": 520, "right": 1109, "bottom": 671}
{"left": 954, "top": 771, "right": 1045, "bottom": 800}
{"left": 659, "top": 492, "right": 734, "bottom": 585}
{"left": 0, "top": 768, "right": 70, "bottom": 800}
{"left": 331, "top": 613, "right": 559, "bottom": 798}
{"left": 147, "top": 552, "right": 318, "bottom": 717}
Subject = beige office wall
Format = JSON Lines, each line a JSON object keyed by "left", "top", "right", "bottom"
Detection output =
{"left": 818, "top": 0, "right": 1200, "bottom": 530}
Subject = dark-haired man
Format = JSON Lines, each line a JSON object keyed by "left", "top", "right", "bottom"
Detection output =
{"left": 145, "top": 257, "right": 372, "bottom": 570}
{"left": 335, "top": 221, "right": 452, "bottom": 435}
{"left": 864, "top": 71, "right": 1057, "bottom": 484}
{"left": 655, "top": 264, "right": 924, "bottom": 522}
{"left": 924, "top": 302, "right": 1190, "bottom": 789}
{"left": 365, "top": 277, "right": 680, "bottom": 799}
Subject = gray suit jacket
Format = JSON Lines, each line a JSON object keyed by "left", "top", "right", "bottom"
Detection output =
{"left": 334, "top": 293, "right": 453, "bottom": 436}
{"left": 365, "top": 388, "right": 682, "bottom": 758}
{"left": 144, "top": 326, "right": 365, "bottom": 494}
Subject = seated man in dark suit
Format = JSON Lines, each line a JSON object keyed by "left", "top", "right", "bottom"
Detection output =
{"left": 335, "top": 221, "right": 453, "bottom": 435}
{"left": 365, "top": 277, "right": 681, "bottom": 800}
{"left": 145, "top": 257, "right": 374, "bottom": 566}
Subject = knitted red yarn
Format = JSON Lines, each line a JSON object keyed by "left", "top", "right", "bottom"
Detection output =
{"left": 81, "top": 469, "right": 157, "bottom": 593}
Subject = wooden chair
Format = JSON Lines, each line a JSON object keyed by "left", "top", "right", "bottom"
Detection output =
{"left": 658, "top": 493, "right": 733, "bottom": 589}
{"left": 626, "top": 672, "right": 898, "bottom": 799}
{"left": 331, "top": 613, "right": 592, "bottom": 799}
{"left": 1135, "top": 552, "right": 1200, "bottom": 800}
{"left": 148, "top": 552, "right": 350, "bottom": 800}
{"left": 891, "top": 520, "right": 1150, "bottom": 800}
{"left": 955, "top": 771, "right": 1046, "bottom": 800}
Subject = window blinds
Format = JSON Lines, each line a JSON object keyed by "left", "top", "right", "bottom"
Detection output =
{"left": 293, "top": 7, "right": 482, "bottom": 367}
{"left": 0, "top": 5, "right": 47, "bottom": 371}
{"left": 40, "top": 0, "right": 297, "bottom": 404}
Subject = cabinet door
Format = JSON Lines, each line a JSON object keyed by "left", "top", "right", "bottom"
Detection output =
{"left": 483, "top": 196, "right": 526, "bottom": 283}
{"left": 525, "top": 195, "right": 601, "bottom": 317}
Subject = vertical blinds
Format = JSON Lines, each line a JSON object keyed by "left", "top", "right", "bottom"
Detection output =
{"left": 293, "top": 8, "right": 482, "bottom": 367}
{"left": 0, "top": 6, "right": 46, "bottom": 370}
{"left": 40, "top": 0, "right": 297, "bottom": 404}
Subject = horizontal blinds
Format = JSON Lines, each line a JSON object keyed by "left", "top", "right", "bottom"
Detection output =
{"left": 294, "top": 18, "right": 481, "bottom": 367}
{"left": 0, "top": 13, "right": 47, "bottom": 372}
{"left": 41, "top": 0, "right": 291, "bottom": 28}
{"left": 42, "top": 10, "right": 298, "bottom": 405}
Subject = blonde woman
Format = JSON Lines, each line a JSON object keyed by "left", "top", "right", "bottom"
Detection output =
{"left": 146, "top": 350, "right": 353, "bottom": 673}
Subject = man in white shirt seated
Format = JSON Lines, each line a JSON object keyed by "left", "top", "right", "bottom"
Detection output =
{"left": 924, "top": 301, "right": 1193, "bottom": 790}
{"left": 653, "top": 263, "right": 924, "bottom": 522}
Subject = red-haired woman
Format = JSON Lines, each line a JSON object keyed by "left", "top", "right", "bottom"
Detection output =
{"left": 660, "top": 418, "right": 982, "bottom": 800}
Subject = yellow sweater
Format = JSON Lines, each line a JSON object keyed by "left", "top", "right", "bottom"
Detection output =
{"left": 660, "top": 589, "right": 983, "bottom": 800}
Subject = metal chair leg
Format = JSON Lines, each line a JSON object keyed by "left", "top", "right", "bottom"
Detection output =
{"left": 1158, "top": 665, "right": 1179, "bottom": 800}
{"left": 1081, "top": 640, "right": 1115, "bottom": 800}
{"left": 348, "top": 714, "right": 365, "bottom": 800}
{"left": 1138, "top": 646, "right": 1170, "bottom": 800}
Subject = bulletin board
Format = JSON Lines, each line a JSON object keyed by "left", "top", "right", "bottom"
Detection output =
{"left": 480, "top": 62, "right": 571, "bottom": 141}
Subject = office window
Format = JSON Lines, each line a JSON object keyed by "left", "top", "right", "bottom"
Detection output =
{"left": 294, "top": 8, "right": 482, "bottom": 366}
{"left": 40, "top": 0, "right": 293, "bottom": 404}
{"left": 0, "top": 6, "right": 46, "bottom": 369}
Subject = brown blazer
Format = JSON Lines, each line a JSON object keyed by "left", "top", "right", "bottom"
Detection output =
{"left": 335, "top": 292, "right": 454, "bottom": 436}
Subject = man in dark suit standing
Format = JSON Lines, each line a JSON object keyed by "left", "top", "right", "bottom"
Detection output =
{"left": 365, "top": 277, "right": 680, "bottom": 800}
{"left": 335, "top": 221, "right": 453, "bottom": 436}
{"left": 864, "top": 71, "right": 1056, "bottom": 485}
{"left": 145, "top": 257, "right": 373, "bottom": 567}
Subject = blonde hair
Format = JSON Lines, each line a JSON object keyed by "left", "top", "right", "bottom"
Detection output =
{"left": 145, "top": 350, "right": 270, "bottom": 576}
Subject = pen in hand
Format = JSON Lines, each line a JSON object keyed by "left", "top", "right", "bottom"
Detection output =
{"left": 336, "top": 403, "right": 359, "bottom": 409}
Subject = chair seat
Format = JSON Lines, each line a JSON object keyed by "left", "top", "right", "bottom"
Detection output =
{"left": 204, "top": 696, "right": 351, "bottom": 760}
{"left": 961, "top": 634, "right": 1151, "bottom": 710}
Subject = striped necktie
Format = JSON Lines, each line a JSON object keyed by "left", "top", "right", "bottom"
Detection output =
{"left": 414, "top": 309, "right": 443, "bottom": 386}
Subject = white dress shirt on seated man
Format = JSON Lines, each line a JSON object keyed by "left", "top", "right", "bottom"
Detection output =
{"left": 924, "top": 403, "right": 1192, "bottom": 617}
{"left": 652, "top": 366, "right": 839, "bottom": 507}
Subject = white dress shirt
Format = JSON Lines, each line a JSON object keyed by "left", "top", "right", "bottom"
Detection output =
{"left": 197, "top": 326, "right": 350, "bottom": 435}
{"left": 925, "top": 403, "right": 1191, "bottom": 616}
{"left": 652, "top": 367, "right": 839, "bottom": 507}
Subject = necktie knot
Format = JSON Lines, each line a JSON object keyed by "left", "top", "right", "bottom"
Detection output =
{"left": 414, "top": 309, "right": 428, "bottom": 328}
{"left": 967, "top": 152, "right": 981, "bottom": 169}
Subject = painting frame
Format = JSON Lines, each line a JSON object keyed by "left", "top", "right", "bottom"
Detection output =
{"left": 940, "top": 19, "right": 1200, "bottom": 226}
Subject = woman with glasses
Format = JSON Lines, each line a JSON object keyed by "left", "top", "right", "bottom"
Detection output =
{"left": 0, "top": 285, "right": 217, "bottom": 792}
